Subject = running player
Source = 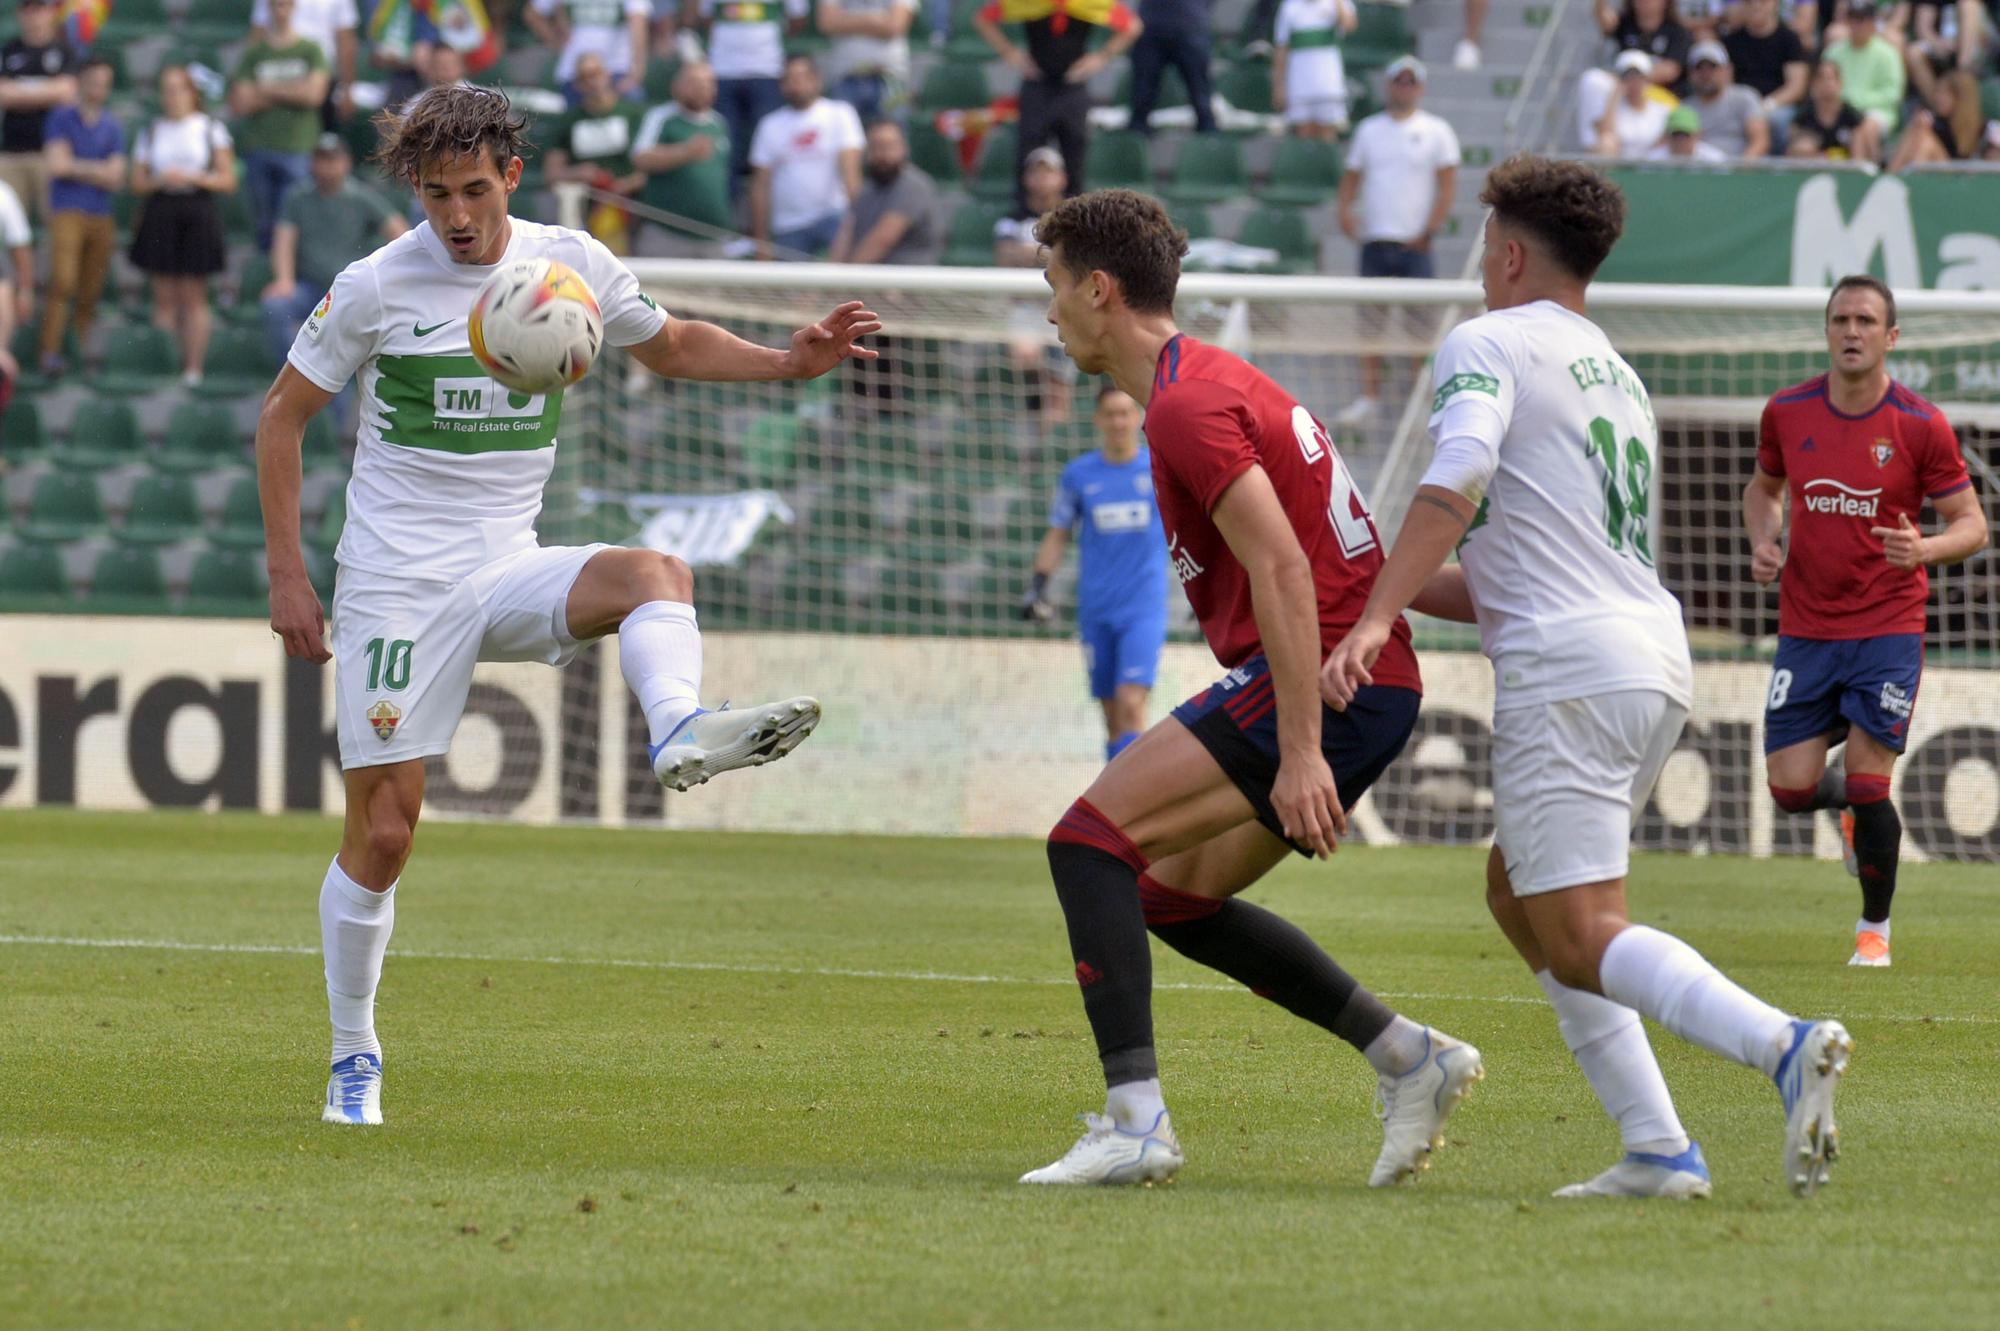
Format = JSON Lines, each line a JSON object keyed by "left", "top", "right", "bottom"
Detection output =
{"left": 1744, "top": 276, "right": 1987, "bottom": 968}
{"left": 1020, "top": 189, "right": 1481, "bottom": 1188}
{"left": 1019, "top": 384, "right": 1171, "bottom": 762}
{"left": 1324, "top": 155, "right": 1851, "bottom": 1198}
{"left": 258, "top": 86, "right": 879, "bottom": 1127}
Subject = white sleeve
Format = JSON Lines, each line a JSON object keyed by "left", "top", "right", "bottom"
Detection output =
{"left": 1421, "top": 320, "right": 1518, "bottom": 501}
{"left": 0, "top": 183, "right": 28, "bottom": 248}
{"left": 1274, "top": 2, "right": 1293, "bottom": 46}
{"left": 332, "top": 0, "right": 359, "bottom": 27}
{"left": 624, "top": 0, "right": 650, "bottom": 13}
{"left": 577, "top": 233, "right": 671, "bottom": 349}
{"left": 748, "top": 116, "right": 780, "bottom": 169}
{"left": 288, "top": 260, "right": 384, "bottom": 394}
{"left": 252, "top": 0, "right": 270, "bottom": 26}
{"left": 209, "top": 117, "right": 234, "bottom": 153}
{"left": 1433, "top": 117, "right": 1462, "bottom": 167}
{"left": 837, "top": 102, "right": 864, "bottom": 150}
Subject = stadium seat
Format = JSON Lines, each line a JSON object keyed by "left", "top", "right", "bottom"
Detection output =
{"left": 230, "top": 254, "right": 275, "bottom": 325}
{"left": 185, "top": 545, "right": 265, "bottom": 611}
{"left": 212, "top": 475, "right": 268, "bottom": 550}
{"left": 968, "top": 125, "right": 1019, "bottom": 201}
{"left": 1215, "top": 62, "right": 1274, "bottom": 117}
{"left": 22, "top": 471, "right": 108, "bottom": 542}
{"left": 644, "top": 57, "right": 680, "bottom": 104}
{"left": 120, "top": 472, "right": 204, "bottom": 545}
{"left": 61, "top": 399, "right": 145, "bottom": 471}
{"left": 906, "top": 122, "right": 963, "bottom": 186}
{"left": 1085, "top": 131, "right": 1152, "bottom": 191}
{"left": 944, "top": 0, "right": 997, "bottom": 60}
{"left": 301, "top": 412, "right": 350, "bottom": 474}
{"left": 1235, "top": 206, "right": 1319, "bottom": 273}
{"left": 217, "top": 182, "right": 256, "bottom": 242}
{"left": 1171, "top": 204, "right": 1215, "bottom": 241}
{"left": 156, "top": 401, "right": 244, "bottom": 474}
{"left": 88, "top": 544, "right": 169, "bottom": 605}
{"left": 942, "top": 201, "right": 1009, "bottom": 266}
{"left": 1, "top": 398, "right": 50, "bottom": 459}
{"left": 183, "top": 0, "right": 256, "bottom": 47}
{"left": 1166, "top": 137, "right": 1248, "bottom": 205}
{"left": 917, "top": 61, "right": 991, "bottom": 112}
{"left": 740, "top": 412, "right": 800, "bottom": 485}
{"left": 1258, "top": 137, "right": 1342, "bottom": 206}
{"left": 1347, "top": 3, "right": 1414, "bottom": 73}
{"left": 0, "top": 540, "right": 69, "bottom": 601}
{"left": 102, "top": 0, "right": 170, "bottom": 36}
{"left": 196, "top": 328, "right": 277, "bottom": 397}
{"left": 96, "top": 324, "right": 180, "bottom": 394}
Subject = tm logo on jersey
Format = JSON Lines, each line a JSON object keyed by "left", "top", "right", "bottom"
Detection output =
{"left": 378, "top": 353, "right": 562, "bottom": 454}
{"left": 1802, "top": 477, "right": 1881, "bottom": 517}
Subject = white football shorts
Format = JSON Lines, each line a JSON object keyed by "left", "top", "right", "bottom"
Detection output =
{"left": 330, "top": 543, "right": 611, "bottom": 769}
{"left": 1490, "top": 689, "right": 1688, "bottom": 896}
{"left": 1286, "top": 93, "right": 1349, "bottom": 127}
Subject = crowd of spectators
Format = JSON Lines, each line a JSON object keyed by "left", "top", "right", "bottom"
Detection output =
{"left": 1579, "top": 0, "right": 2000, "bottom": 167}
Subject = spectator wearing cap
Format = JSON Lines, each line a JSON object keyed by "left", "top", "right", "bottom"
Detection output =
{"left": 1273, "top": 0, "right": 1357, "bottom": 142}
{"left": 630, "top": 62, "right": 734, "bottom": 259}
{"left": 529, "top": 0, "right": 651, "bottom": 105}
{"left": 974, "top": 0, "right": 1143, "bottom": 206}
{"left": 1686, "top": 39, "right": 1769, "bottom": 155}
{"left": 250, "top": 0, "right": 358, "bottom": 131}
{"left": 818, "top": 0, "right": 918, "bottom": 126}
{"left": 1722, "top": 0, "right": 1807, "bottom": 145}
{"left": 230, "top": 0, "right": 332, "bottom": 253}
{"left": 993, "top": 146, "right": 1074, "bottom": 424}
{"left": 1129, "top": 0, "right": 1216, "bottom": 136}
{"left": 1785, "top": 56, "right": 1883, "bottom": 161}
{"left": 830, "top": 119, "right": 938, "bottom": 264}
{"left": 1335, "top": 55, "right": 1459, "bottom": 428}
{"left": 993, "top": 144, "right": 1066, "bottom": 267}
{"left": 546, "top": 51, "right": 647, "bottom": 249}
{"left": 685, "top": 0, "right": 809, "bottom": 197}
{"left": 1647, "top": 102, "right": 1731, "bottom": 157}
{"left": 261, "top": 132, "right": 403, "bottom": 414}
{"left": 0, "top": 0, "right": 80, "bottom": 226}
{"left": 39, "top": 55, "right": 120, "bottom": 378}
{"left": 1596, "top": 0, "right": 1694, "bottom": 92}
{"left": 1596, "top": 49, "right": 1678, "bottom": 155}
{"left": 1822, "top": 2, "right": 1905, "bottom": 133}
{"left": 748, "top": 54, "right": 864, "bottom": 260}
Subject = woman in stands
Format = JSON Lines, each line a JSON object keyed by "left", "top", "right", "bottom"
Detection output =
{"left": 128, "top": 65, "right": 237, "bottom": 388}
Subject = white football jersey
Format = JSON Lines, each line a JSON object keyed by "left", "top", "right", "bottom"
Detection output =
{"left": 288, "top": 218, "right": 669, "bottom": 584}
{"left": 1427, "top": 299, "right": 1693, "bottom": 710}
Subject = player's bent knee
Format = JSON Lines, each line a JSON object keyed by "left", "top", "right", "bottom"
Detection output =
{"left": 626, "top": 550, "right": 692, "bottom": 606}
{"left": 1769, "top": 783, "right": 1819, "bottom": 813}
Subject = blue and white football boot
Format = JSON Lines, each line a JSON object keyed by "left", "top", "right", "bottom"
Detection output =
{"left": 650, "top": 697, "right": 822, "bottom": 792}
{"left": 322, "top": 1052, "right": 383, "bottom": 1126}
{"left": 1370, "top": 1028, "right": 1484, "bottom": 1186}
{"left": 1555, "top": 1141, "right": 1713, "bottom": 1199}
{"left": 1020, "top": 1110, "right": 1183, "bottom": 1185}
{"left": 1775, "top": 1019, "right": 1853, "bottom": 1197}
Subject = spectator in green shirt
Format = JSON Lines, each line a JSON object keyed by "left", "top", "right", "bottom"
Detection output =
{"left": 546, "top": 52, "right": 645, "bottom": 250}
{"left": 631, "top": 62, "right": 734, "bottom": 258}
{"left": 228, "top": 0, "right": 331, "bottom": 250}
{"left": 1821, "top": 2, "right": 1905, "bottom": 134}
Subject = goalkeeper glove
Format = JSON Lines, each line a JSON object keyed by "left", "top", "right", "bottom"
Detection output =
{"left": 1018, "top": 572, "right": 1054, "bottom": 623}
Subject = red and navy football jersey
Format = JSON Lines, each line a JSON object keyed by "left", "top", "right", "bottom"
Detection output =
{"left": 1143, "top": 334, "right": 1420, "bottom": 689}
{"left": 1757, "top": 374, "right": 1973, "bottom": 639}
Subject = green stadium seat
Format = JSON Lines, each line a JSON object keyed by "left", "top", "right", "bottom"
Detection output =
{"left": 231, "top": 254, "right": 276, "bottom": 324}
{"left": 1984, "top": 77, "right": 2000, "bottom": 123}
{"left": 217, "top": 181, "right": 256, "bottom": 242}
{"left": 185, "top": 545, "right": 265, "bottom": 610}
{"left": 943, "top": 201, "right": 1008, "bottom": 266}
{"left": 62, "top": 399, "right": 145, "bottom": 471}
{"left": 644, "top": 57, "right": 681, "bottom": 104}
{"left": 1215, "top": 62, "right": 1274, "bottom": 117}
{"left": 907, "top": 122, "right": 963, "bottom": 186}
{"left": 96, "top": 324, "right": 179, "bottom": 394}
{"left": 0, "top": 540, "right": 70, "bottom": 600}
{"left": 968, "top": 125, "right": 1019, "bottom": 201}
{"left": 102, "top": 0, "right": 170, "bottom": 35}
{"left": 88, "top": 544, "right": 169, "bottom": 605}
{"left": 1347, "top": 3, "right": 1413, "bottom": 72}
{"left": 22, "top": 471, "right": 108, "bottom": 542}
{"left": 917, "top": 61, "right": 991, "bottom": 112}
{"left": 195, "top": 327, "right": 277, "bottom": 397}
{"left": 1171, "top": 204, "right": 1215, "bottom": 241}
{"left": 182, "top": 0, "right": 256, "bottom": 46}
{"left": 1258, "top": 137, "right": 1342, "bottom": 206}
{"left": 12, "top": 318, "right": 78, "bottom": 388}
{"left": 1236, "top": 205, "right": 1319, "bottom": 273}
{"left": 301, "top": 413, "right": 349, "bottom": 474}
{"left": 213, "top": 475, "right": 268, "bottom": 550}
{"left": 120, "top": 472, "right": 204, "bottom": 545}
{"left": 156, "top": 401, "right": 244, "bottom": 474}
{"left": 1, "top": 398, "right": 49, "bottom": 459}
{"left": 1085, "top": 130, "right": 1151, "bottom": 191}
{"left": 945, "top": 0, "right": 997, "bottom": 60}
{"left": 1166, "top": 136, "right": 1248, "bottom": 205}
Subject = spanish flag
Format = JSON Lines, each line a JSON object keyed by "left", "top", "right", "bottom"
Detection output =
{"left": 983, "top": 0, "right": 1134, "bottom": 31}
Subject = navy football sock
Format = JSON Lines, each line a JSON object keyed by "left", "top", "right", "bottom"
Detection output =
{"left": 1047, "top": 799, "right": 1156, "bottom": 1088}
{"left": 1847, "top": 774, "right": 1900, "bottom": 925}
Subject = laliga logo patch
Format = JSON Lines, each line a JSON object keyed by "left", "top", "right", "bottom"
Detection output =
{"left": 304, "top": 289, "right": 333, "bottom": 342}
{"left": 1872, "top": 440, "right": 1895, "bottom": 467}
{"left": 367, "top": 699, "right": 402, "bottom": 742}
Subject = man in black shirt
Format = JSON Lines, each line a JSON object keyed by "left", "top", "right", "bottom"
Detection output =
{"left": 975, "top": 0, "right": 1143, "bottom": 208}
{"left": 1724, "top": 0, "right": 1809, "bottom": 144}
{"left": 1597, "top": 0, "right": 1694, "bottom": 94}
{"left": 0, "top": 0, "right": 79, "bottom": 224}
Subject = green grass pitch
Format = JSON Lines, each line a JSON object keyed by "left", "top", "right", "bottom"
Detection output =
{"left": 4, "top": 809, "right": 1997, "bottom": 1330}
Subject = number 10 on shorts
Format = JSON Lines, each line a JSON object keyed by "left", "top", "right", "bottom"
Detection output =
{"left": 364, "top": 637, "right": 414, "bottom": 691}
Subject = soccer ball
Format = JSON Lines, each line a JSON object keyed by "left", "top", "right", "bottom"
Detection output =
{"left": 467, "top": 257, "right": 604, "bottom": 395}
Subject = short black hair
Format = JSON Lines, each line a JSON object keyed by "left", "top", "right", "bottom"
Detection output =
{"left": 1035, "top": 189, "right": 1187, "bottom": 316}
{"left": 1480, "top": 154, "right": 1626, "bottom": 283}
{"left": 78, "top": 56, "right": 113, "bottom": 79}
{"left": 1826, "top": 274, "right": 1897, "bottom": 328}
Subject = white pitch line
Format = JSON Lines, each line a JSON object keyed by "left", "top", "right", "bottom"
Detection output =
{"left": 1, "top": 933, "right": 1992, "bottom": 1025}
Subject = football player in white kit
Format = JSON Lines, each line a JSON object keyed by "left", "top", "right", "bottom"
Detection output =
{"left": 256, "top": 86, "right": 880, "bottom": 1126}
{"left": 1323, "top": 155, "right": 1853, "bottom": 1199}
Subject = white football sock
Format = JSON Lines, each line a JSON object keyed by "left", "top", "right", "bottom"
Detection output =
{"left": 321, "top": 857, "right": 396, "bottom": 1062}
{"left": 619, "top": 599, "right": 702, "bottom": 747}
{"left": 1361, "top": 1015, "right": 1432, "bottom": 1077}
{"left": 1857, "top": 917, "right": 1890, "bottom": 940}
{"left": 1598, "top": 925, "right": 1796, "bottom": 1078}
{"left": 1536, "top": 969, "right": 1689, "bottom": 1156}
{"left": 1105, "top": 1077, "right": 1168, "bottom": 1133}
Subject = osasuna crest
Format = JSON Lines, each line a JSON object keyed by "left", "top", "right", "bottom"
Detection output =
{"left": 367, "top": 700, "right": 402, "bottom": 742}
{"left": 1872, "top": 440, "right": 1895, "bottom": 467}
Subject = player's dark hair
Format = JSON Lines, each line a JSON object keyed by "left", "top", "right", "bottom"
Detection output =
{"left": 373, "top": 84, "right": 532, "bottom": 187}
{"left": 1826, "top": 274, "right": 1897, "bottom": 329}
{"left": 1034, "top": 189, "right": 1188, "bottom": 315}
{"left": 1479, "top": 154, "right": 1626, "bottom": 283}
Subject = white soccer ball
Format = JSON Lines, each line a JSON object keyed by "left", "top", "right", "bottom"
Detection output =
{"left": 467, "top": 257, "right": 604, "bottom": 395}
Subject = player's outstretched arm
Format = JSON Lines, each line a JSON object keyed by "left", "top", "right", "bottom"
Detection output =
{"left": 1212, "top": 466, "right": 1346, "bottom": 857}
{"left": 624, "top": 303, "right": 882, "bottom": 382}
{"left": 256, "top": 364, "right": 339, "bottom": 664}
{"left": 1322, "top": 485, "right": 1476, "bottom": 710}
{"left": 1743, "top": 468, "right": 1788, "bottom": 584}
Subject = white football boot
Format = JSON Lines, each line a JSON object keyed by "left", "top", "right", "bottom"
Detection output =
{"left": 650, "top": 697, "right": 821, "bottom": 792}
{"left": 1554, "top": 1142, "right": 1713, "bottom": 1199}
{"left": 1369, "top": 1029, "right": 1484, "bottom": 1187}
{"left": 1020, "top": 1110, "right": 1183, "bottom": 1185}
{"left": 322, "top": 1053, "right": 383, "bottom": 1126}
{"left": 1775, "top": 1019, "right": 1853, "bottom": 1197}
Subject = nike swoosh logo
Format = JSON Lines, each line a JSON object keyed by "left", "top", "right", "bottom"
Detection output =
{"left": 413, "top": 320, "right": 453, "bottom": 337}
